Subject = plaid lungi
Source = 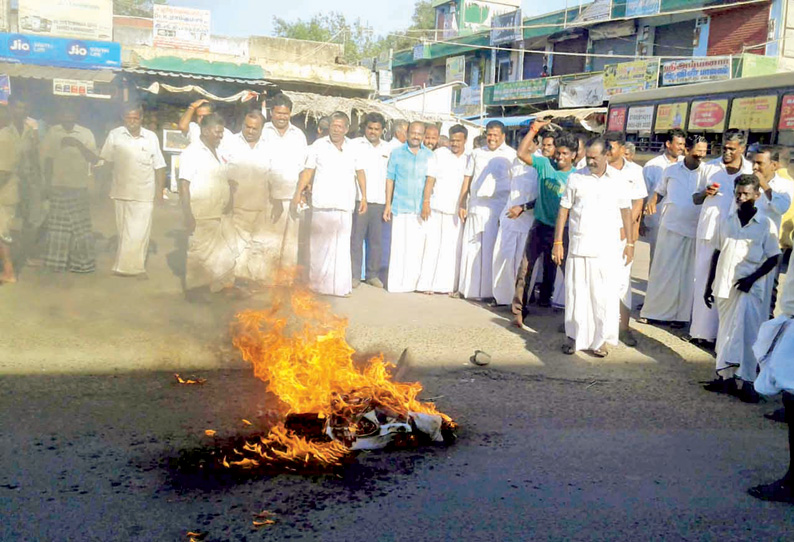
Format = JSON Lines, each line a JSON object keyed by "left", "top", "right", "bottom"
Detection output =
{"left": 44, "top": 187, "right": 95, "bottom": 273}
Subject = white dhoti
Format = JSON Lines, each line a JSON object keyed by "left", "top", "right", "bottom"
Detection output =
{"left": 690, "top": 238, "right": 719, "bottom": 341}
{"left": 459, "top": 203, "right": 501, "bottom": 299}
{"left": 642, "top": 223, "right": 659, "bottom": 268}
{"left": 113, "top": 199, "right": 153, "bottom": 275}
{"left": 233, "top": 202, "right": 301, "bottom": 284}
{"left": 617, "top": 239, "right": 633, "bottom": 310}
{"left": 309, "top": 209, "right": 353, "bottom": 296}
{"left": 564, "top": 251, "right": 620, "bottom": 352}
{"left": 417, "top": 211, "right": 461, "bottom": 294}
{"left": 270, "top": 200, "right": 301, "bottom": 272}
{"left": 716, "top": 290, "right": 765, "bottom": 382}
{"left": 388, "top": 213, "right": 425, "bottom": 293}
{"left": 640, "top": 226, "right": 695, "bottom": 322}
{"left": 754, "top": 316, "right": 794, "bottom": 396}
{"left": 186, "top": 216, "right": 240, "bottom": 291}
{"left": 492, "top": 223, "right": 528, "bottom": 306}
{"left": 551, "top": 269, "right": 565, "bottom": 308}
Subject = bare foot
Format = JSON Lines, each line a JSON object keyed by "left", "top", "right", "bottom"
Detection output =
{"left": 1, "top": 272, "right": 17, "bottom": 284}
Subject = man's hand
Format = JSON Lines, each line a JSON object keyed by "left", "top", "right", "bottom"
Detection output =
{"left": 271, "top": 199, "right": 284, "bottom": 223}
{"left": 358, "top": 200, "right": 367, "bottom": 215}
{"left": 458, "top": 205, "right": 467, "bottom": 222}
{"left": 735, "top": 276, "right": 755, "bottom": 293}
{"left": 507, "top": 205, "right": 523, "bottom": 219}
{"left": 190, "top": 99, "right": 209, "bottom": 110}
{"left": 383, "top": 205, "right": 392, "bottom": 222}
{"left": 705, "top": 183, "right": 720, "bottom": 197}
{"left": 638, "top": 220, "right": 647, "bottom": 237}
{"left": 551, "top": 242, "right": 564, "bottom": 266}
{"left": 644, "top": 200, "right": 657, "bottom": 216}
{"left": 289, "top": 197, "right": 301, "bottom": 220}
{"left": 530, "top": 119, "right": 552, "bottom": 133}
{"left": 60, "top": 137, "right": 83, "bottom": 149}
{"left": 185, "top": 215, "right": 196, "bottom": 235}
{"left": 421, "top": 200, "right": 431, "bottom": 221}
{"left": 623, "top": 244, "right": 635, "bottom": 265}
{"left": 704, "top": 286, "right": 714, "bottom": 309}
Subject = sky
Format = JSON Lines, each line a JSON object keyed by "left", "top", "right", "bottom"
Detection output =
{"left": 167, "top": 0, "right": 574, "bottom": 39}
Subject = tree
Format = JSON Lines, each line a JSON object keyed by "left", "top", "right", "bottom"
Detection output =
{"left": 113, "top": 0, "right": 167, "bottom": 18}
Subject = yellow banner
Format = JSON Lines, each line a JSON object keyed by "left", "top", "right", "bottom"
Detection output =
{"left": 729, "top": 95, "right": 778, "bottom": 131}
{"left": 689, "top": 100, "right": 728, "bottom": 133}
{"left": 655, "top": 102, "right": 688, "bottom": 132}
{"left": 603, "top": 59, "right": 660, "bottom": 96}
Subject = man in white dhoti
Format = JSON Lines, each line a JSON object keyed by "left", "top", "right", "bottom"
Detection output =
{"left": 383, "top": 122, "right": 433, "bottom": 293}
{"left": 510, "top": 126, "right": 577, "bottom": 327}
{"left": 418, "top": 124, "right": 469, "bottom": 294}
{"left": 179, "top": 114, "right": 241, "bottom": 300}
{"left": 750, "top": 262, "right": 794, "bottom": 503}
{"left": 351, "top": 112, "right": 390, "bottom": 289}
{"left": 641, "top": 129, "right": 686, "bottom": 265}
{"left": 457, "top": 120, "right": 517, "bottom": 301}
{"left": 290, "top": 111, "right": 366, "bottom": 297}
{"left": 100, "top": 103, "right": 166, "bottom": 278}
{"left": 553, "top": 137, "right": 634, "bottom": 357}
{"left": 605, "top": 132, "right": 647, "bottom": 347}
{"left": 689, "top": 130, "right": 753, "bottom": 346}
{"left": 641, "top": 135, "right": 709, "bottom": 327}
{"left": 703, "top": 174, "right": 781, "bottom": 403}
{"left": 225, "top": 111, "right": 271, "bottom": 283}
{"left": 260, "top": 94, "right": 308, "bottom": 277}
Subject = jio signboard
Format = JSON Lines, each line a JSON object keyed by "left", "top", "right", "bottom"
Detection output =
{"left": 0, "top": 33, "right": 121, "bottom": 69}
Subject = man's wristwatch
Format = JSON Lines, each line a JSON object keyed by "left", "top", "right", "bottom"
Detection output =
{"left": 521, "top": 202, "right": 532, "bottom": 212}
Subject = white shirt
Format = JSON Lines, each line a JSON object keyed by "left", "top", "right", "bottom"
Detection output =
{"left": 352, "top": 136, "right": 390, "bottom": 205}
{"left": 187, "top": 121, "right": 234, "bottom": 160}
{"left": 757, "top": 173, "right": 794, "bottom": 232}
{"left": 643, "top": 153, "right": 682, "bottom": 229}
{"left": 465, "top": 143, "right": 517, "bottom": 205}
{"left": 101, "top": 126, "right": 166, "bottom": 202}
{"left": 261, "top": 122, "right": 308, "bottom": 200}
{"left": 655, "top": 160, "right": 705, "bottom": 238}
{"left": 305, "top": 136, "right": 358, "bottom": 212}
{"left": 695, "top": 157, "right": 753, "bottom": 241}
{"left": 575, "top": 157, "right": 587, "bottom": 170}
{"left": 225, "top": 133, "right": 269, "bottom": 211}
{"left": 712, "top": 210, "right": 781, "bottom": 300}
{"left": 427, "top": 147, "right": 468, "bottom": 214}
{"left": 560, "top": 166, "right": 630, "bottom": 258}
{"left": 502, "top": 159, "right": 539, "bottom": 232}
{"left": 613, "top": 158, "right": 648, "bottom": 201}
{"left": 179, "top": 140, "right": 230, "bottom": 220}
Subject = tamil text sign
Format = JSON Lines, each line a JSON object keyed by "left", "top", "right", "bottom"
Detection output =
{"left": 490, "top": 79, "right": 546, "bottom": 104}
{"left": 603, "top": 59, "right": 659, "bottom": 96}
{"left": 0, "top": 33, "right": 120, "bottom": 69}
{"left": 661, "top": 57, "right": 731, "bottom": 86}
{"left": 778, "top": 94, "right": 794, "bottom": 130}
{"left": 689, "top": 100, "right": 728, "bottom": 132}
{"left": 607, "top": 106, "right": 627, "bottom": 132}
{"left": 655, "top": 102, "right": 688, "bottom": 132}
{"left": 626, "top": 105, "right": 654, "bottom": 133}
{"left": 730, "top": 95, "right": 778, "bottom": 131}
{"left": 626, "top": 0, "right": 660, "bottom": 17}
{"left": 18, "top": 0, "right": 112, "bottom": 41}
{"left": 153, "top": 4, "right": 211, "bottom": 52}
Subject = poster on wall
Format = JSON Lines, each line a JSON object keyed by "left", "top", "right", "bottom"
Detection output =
{"left": 153, "top": 4, "right": 211, "bottom": 52}
{"left": 607, "top": 106, "right": 627, "bottom": 132}
{"left": 18, "top": 0, "right": 112, "bottom": 41}
{"left": 491, "top": 79, "right": 546, "bottom": 103}
{"left": 654, "top": 102, "right": 688, "bottom": 132}
{"left": 603, "top": 59, "right": 660, "bottom": 96}
{"left": 661, "top": 57, "right": 731, "bottom": 86}
{"left": 626, "top": 105, "right": 654, "bottom": 133}
{"left": 559, "top": 74, "right": 604, "bottom": 107}
{"left": 778, "top": 94, "right": 794, "bottom": 130}
{"left": 729, "top": 95, "right": 778, "bottom": 131}
{"left": 446, "top": 56, "right": 465, "bottom": 83}
{"left": 688, "top": 100, "right": 728, "bottom": 132}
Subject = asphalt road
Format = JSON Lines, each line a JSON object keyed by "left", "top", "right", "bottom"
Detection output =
{"left": 2, "top": 194, "right": 793, "bottom": 541}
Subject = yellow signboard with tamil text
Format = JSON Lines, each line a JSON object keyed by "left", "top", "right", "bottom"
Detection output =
{"left": 729, "top": 95, "right": 778, "bottom": 131}
{"left": 655, "top": 102, "right": 688, "bottom": 132}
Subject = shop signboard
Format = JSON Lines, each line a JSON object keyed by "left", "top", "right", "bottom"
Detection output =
{"left": 0, "top": 33, "right": 121, "bottom": 69}
{"left": 490, "top": 9, "right": 521, "bottom": 46}
{"left": 603, "top": 59, "right": 659, "bottom": 96}
{"left": 18, "top": 0, "right": 112, "bottom": 41}
{"left": 661, "top": 57, "right": 731, "bottom": 86}
{"left": 778, "top": 94, "right": 794, "bottom": 131}
{"left": 729, "top": 95, "right": 778, "bottom": 131}
{"left": 740, "top": 54, "right": 779, "bottom": 78}
{"left": 607, "top": 106, "right": 627, "bottom": 132}
{"left": 153, "top": 4, "right": 211, "bottom": 52}
{"left": 626, "top": 105, "right": 654, "bottom": 133}
{"left": 53, "top": 78, "right": 110, "bottom": 99}
{"left": 626, "top": 0, "right": 661, "bottom": 17}
{"left": 689, "top": 100, "right": 728, "bottom": 132}
{"left": 490, "top": 78, "right": 546, "bottom": 104}
{"left": 446, "top": 55, "right": 465, "bottom": 83}
{"left": 654, "top": 102, "right": 688, "bottom": 132}
{"left": 573, "top": 0, "right": 612, "bottom": 23}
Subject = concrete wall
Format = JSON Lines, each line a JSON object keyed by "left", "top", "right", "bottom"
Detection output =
{"left": 389, "top": 85, "right": 459, "bottom": 116}
{"left": 249, "top": 36, "right": 343, "bottom": 65}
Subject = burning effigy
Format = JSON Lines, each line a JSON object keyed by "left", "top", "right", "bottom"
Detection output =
{"left": 218, "top": 284, "right": 456, "bottom": 472}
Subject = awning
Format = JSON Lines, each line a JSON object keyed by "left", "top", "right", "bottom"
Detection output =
{"left": 531, "top": 107, "right": 606, "bottom": 121}
{"left": 0, "top": 61, "right": 117, "bottom": 83}
{"left": 126, "top": 56, "right": 273, "bottom": 86}
{"left": 470, "top": 115, "right": 535, "bottom": 127}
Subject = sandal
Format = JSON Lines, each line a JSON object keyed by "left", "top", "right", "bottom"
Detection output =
{"left": 592, "top": 347, "right": 608, "bottom": 358}
{"left": 561, "top": 342, "right": 576, "bottom": 355}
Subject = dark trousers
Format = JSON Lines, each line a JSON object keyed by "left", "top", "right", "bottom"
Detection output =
{"left": 784, "top": 390, "right": 794, "bottom": 480}
{"left": 770, "top": 249, "right": 791, "bottom": 319}
{"left": 351, "top": 202, "right": 384, "bottom": 281}
{"left": 512, "top": 221, "right": 567, "bottom": 317}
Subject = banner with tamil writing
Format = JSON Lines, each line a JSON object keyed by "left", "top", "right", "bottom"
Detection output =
{"left": 778, "top": 94, "right": 794, "bottom": 131}
{"left": 607, "top": 106, "right": 627, "bottom": 132}
{"left": 626, "top": 105, "right": 654, "bottom": 133}
{"left": 603, "top": 59, "right": 660, "bottom": 96}
{"left": 490, "top": 79, "right": 546, "bottom": 104}
{"left": 729, "top": 95, "right": 778, "bottom": 131}
{"left": 661, "top": 57, "right": 731, "bottom": 86}
{"left": 689, "top": 100, "right": 728, "bottom": 132}
{"left": 655, "top": 102, "right": 688, "bottom": 132}
{"left": 153, "top": 4, "right": 211, "bottom": 52}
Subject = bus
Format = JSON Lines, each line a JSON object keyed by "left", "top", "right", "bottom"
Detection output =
{"left": 606, "top": 72, "right": 794, "bottom": 154}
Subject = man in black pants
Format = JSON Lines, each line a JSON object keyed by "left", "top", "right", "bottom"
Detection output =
{"left": 509, "top": 122, "right": 577, "bottom": 328}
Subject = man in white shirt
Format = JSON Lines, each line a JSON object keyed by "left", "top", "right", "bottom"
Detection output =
{"left": 177, "top": 99, "right": 234, "bottom": 156}
{"left": 641, "top": 129, "right": 686, "bottom": 264}
{"left": 290, "top": 111, "right": 366, "bottom": 297}
{"left": 226, "top": 111, "right": 271, "bottom": 283}
{"left": 703, "top": 174, "right": 781, "bottom": 402}
{"left": 690, "top": 130, "right": 753, "bottom": 346}
{"left": 641, "top": 135, "right": 709, "bottom": 327}
{"left": 388, "top": 119, "right": 408, "bottom": 153}
{"left": 260, "top": 94, "right": 308, "bottom": 276}
{"left": 418, "top": 124, "right": 469, "bottom": 294}
{"left": 606, "top": 132, "right": 647, "bottom": 347}
{"left": 179, "top": 113, "right": 240, "bottom": 299}
{"left": 554, "top": 137, "right": 634, "bottom": 357}
{"left": 423, "top": 124, "right": 440, "bottom": 151}
{"left": 351, "top": 112, "right": 390, "bottom": 288}
{"left": 100, "top": 103, "right": 166, "bottom": 278}
{"left": 457, "top": 120, "right": 517, "bottom": 300}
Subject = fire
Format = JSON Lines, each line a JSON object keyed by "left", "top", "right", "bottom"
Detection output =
{"left": 228, "top": 281, "right": 455, "bottom": 468}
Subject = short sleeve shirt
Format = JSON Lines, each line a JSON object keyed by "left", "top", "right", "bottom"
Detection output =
{"left": 532, "top": 155, "right": 573, "bottom": 227}
{"left": 655, "top": 161, "right": 704, "bottom": 238}
{"left": 101, "top": 126, "right": 166, "bottom": 202}
{"left": 465, "top": 143, "right": 517, "bottom": 205}
{"left": 695, "top": 157, "right": 753, "bottom": 241}
{"left": 304, "top": 136, "right": 358, "bottom": 212}
{"left": 179, "top": 140, "right": 229, "bottom": 220}
{"left": 41, "top": 124, "right": 97, "bottom": 189}
{"left": 261, "top": 122, "right": 308, "bottom": 200}
{"left": 501, "top": 159, "right": 539, "bottom": 233}
{"left": 614, "top": 159, "right": 647, "bottom": 201}
{"left": 642, "top": 153, "right": 681, "bottom": 229}
{"left": 426, "top": 147, "right": 468, "bottom": 214}
{"left": 386, "top": 143, "right": 433, "bottom": 215}
{"left": 225, "top": 133, "right": 269, "bottom": 211}
{"left": 352, "top": 137, "right": 390, "bottom": 205}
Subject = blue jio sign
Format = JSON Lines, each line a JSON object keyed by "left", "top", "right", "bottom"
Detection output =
{"left": 0, "top": 33, "right": 121, "bottom": 69}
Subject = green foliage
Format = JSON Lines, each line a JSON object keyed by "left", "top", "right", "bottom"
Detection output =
{"left": 113, "top": 0, "right": 167, "bottom": 18}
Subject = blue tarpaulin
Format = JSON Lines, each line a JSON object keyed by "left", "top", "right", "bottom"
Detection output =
{"left": 469, "top": 115, "right": 535, "bottom": 127}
